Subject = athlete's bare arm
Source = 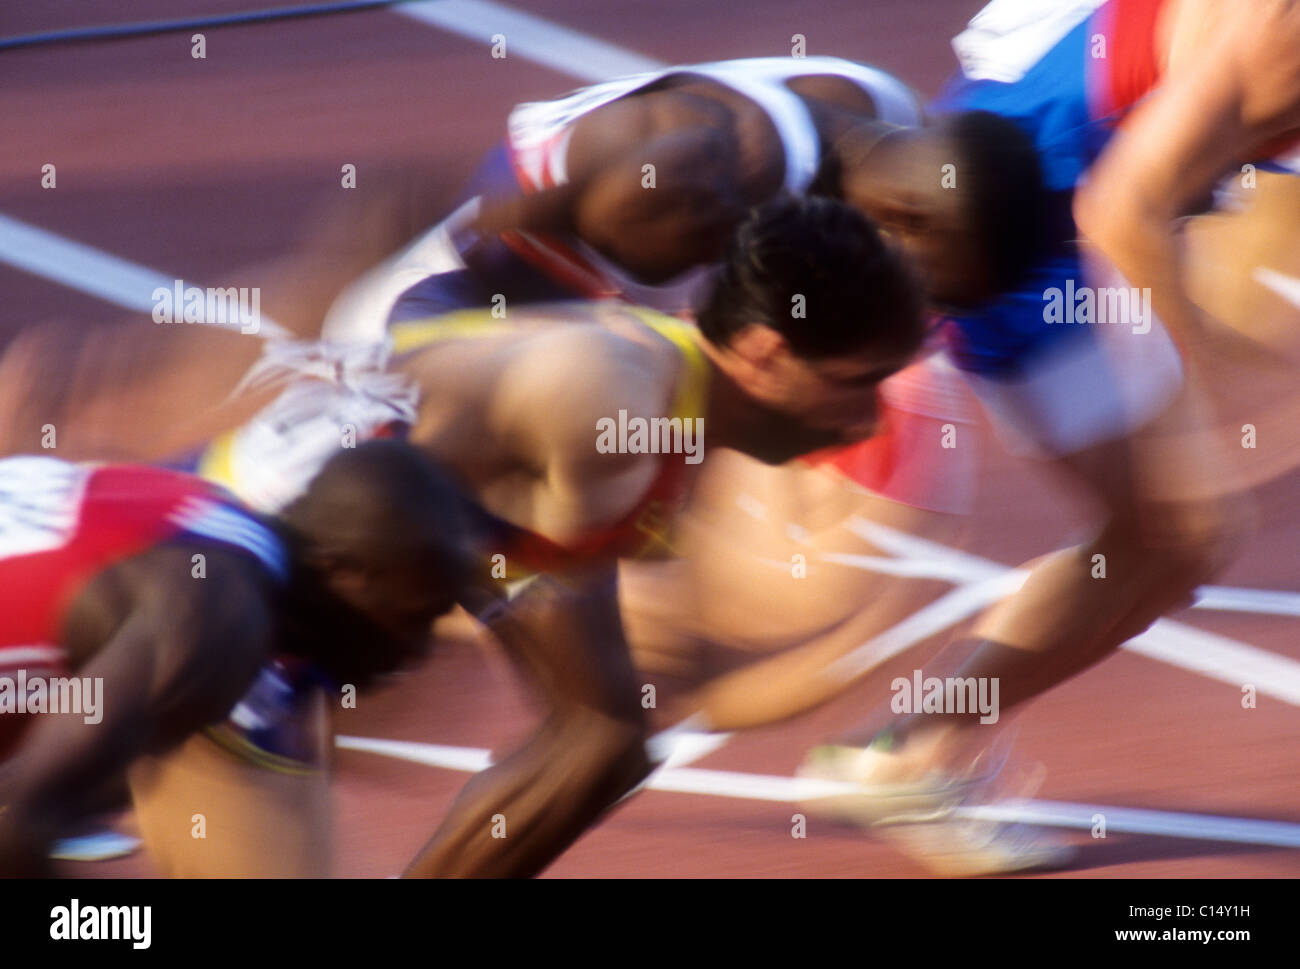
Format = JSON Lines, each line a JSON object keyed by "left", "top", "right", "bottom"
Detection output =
{"left": 472, "top": 89, "right": 763, "bottom": 282}
{"left": 468, "top": 74, "right": 897, "bottom": 285}
{"left": 0, "top": 546, "right": 271, "bottom": 874}
{"left": 1074, "top": 0, "right": 1300, "bottom": 346}
{"left": 403, "top": 326, "right": 674, "bottom": 877}
{"left": 503, "top": 326, "right": 677, "bottom": 539}
{"left": 403, "top": 321, "right": 675, "bottom": 541}
{"left": 405, "top": 563, "right": 650, "bottom": 877}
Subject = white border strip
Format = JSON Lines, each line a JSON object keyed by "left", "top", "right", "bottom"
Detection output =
{"left": 0, "top": 212, "right": 182, "bottom": 313}
{"left": 0, "top": 212, "right": 288, "bottom": 338}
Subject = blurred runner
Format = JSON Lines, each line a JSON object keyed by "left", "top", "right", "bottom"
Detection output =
{"left": 0, "top": 441, "right": 466, "bottom": 875}
{"left": 799, "top": 0, "right": 1297, "bottom": 873}
{"left": 300, "top": 56, "right": 1041, "bottom": 736}
{"left": 203, "top": 196, "right": 930, "bottom": 876}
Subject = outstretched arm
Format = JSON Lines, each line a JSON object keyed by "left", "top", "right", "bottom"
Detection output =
{"left": 404, "top": 564, "right": 651, "bottom": 877}
{"left": 404, "top": 336, "right": 672, "bottom": 876}
{"left": 1074, "top": 0, "right": 1300, "bottom": 349}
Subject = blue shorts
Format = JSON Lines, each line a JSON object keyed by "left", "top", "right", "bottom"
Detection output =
{"left": 206, "top": 659, "right": 328, "bottom": 774}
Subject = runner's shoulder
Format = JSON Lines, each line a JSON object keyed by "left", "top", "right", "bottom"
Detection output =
{"left": 567, "top": 85, "right": 741, "bottom": 183}
{"left": 101, "top": 542, "right": 274, "bottom": 697}
{"left": 519, "top": 321, "right": 672, "bottom": 414}
{"left": 495, "top": 323, "right": 672, "bottom": 488}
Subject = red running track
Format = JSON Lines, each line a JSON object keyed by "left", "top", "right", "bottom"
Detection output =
{"left": 1, "top": 0, "right": 1296, "bottom": 877}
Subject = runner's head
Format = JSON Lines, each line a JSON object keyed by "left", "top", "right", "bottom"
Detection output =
{"left": 278, "top": 439, "right": 468, "bottom": 685}
{"left": 696, "top": 194, "right": 925, "bottom": 462}
{"left": 839, "top": 110, "right": 1050, "bottom": 308}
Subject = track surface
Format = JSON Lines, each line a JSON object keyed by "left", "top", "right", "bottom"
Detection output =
{"left": 2, "top": 0, "right": 1298, "bottom": 877}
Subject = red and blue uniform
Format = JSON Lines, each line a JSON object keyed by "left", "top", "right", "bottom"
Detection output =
{"left": 0, "top": 457, "right": 310, "bottom": 766}
{"left": 932, "top": 0, "right": 1300, "bottom": 380}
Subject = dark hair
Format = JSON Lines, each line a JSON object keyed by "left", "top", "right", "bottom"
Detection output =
{"left": 696, "top": 194, "right": 924, "bottom": 359}
{"left": 939, "top": 110, "right": 1052, "bottom": 293}
{"left": 281, "top": 438, "right": 468, "bottom": 582}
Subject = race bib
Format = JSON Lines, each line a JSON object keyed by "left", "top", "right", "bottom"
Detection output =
{"left": 222, "top": 380, "right": 407, "bottom": 513}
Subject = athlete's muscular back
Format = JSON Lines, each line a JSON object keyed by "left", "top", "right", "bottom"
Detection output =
{"left": 396, "top": 304, "right": 687, "bottom": 549}
{"left": 479, "top": 75, "right": 884, "bottom": 283}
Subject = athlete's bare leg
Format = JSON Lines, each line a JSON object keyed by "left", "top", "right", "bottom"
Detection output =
{"left": 621, "top": 357, "right": 976, "bottom": 730}
{"left": 837, "top": 357, "right": 1251, "bottom": 772}
{"left": 622, "top": 452, "right": 968, "bottom": 730}
{"left": 128, "top": 692, "right": 332, "bottom": 877}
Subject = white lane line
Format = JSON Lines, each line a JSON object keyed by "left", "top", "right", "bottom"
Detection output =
{"left": 830, "top": 547, "right": 1300, "bottom": 617}
{"left": 339, "top": 723, "right": 732, "bottom": 777}
{"left": 0, "top": 212, "right": 176, "bottom": 312}
{"left": 1129, "top": 620, "right": 1300, "bottom": 705}
{"left": 844, "top": 516, "right": 1007, "bottom": 583}
{"left": 958, "top": 799, "right": 1300, "bottom": 849}
{"left": 646, "top": 721, "right": 735, "bottom": 769}
{"left": 839, "top": 514, "right": 1300, "bottom": 617}
{"left": 336, "top": 735, "right": 491, "bottom": 772}
{"left": 820, "top": 550, "right": 1017, "bottom": 583}
{"left": 828, "top": 517, "right": 1300, "bottom": 700}
{"left": 773, "top": 539, "right": 1300, "bottom": 701}
{"left": 1194, "top": 585, "right": 1300, "bottom": 618}
{"left": 337, "top": 735, "right": 1300, "bottom": 848}
{"left": 397, "top": 0, "right": 665, "bottom": 82}
{"left": 0, "top": 212, "right": 288, "bottom": 338}
{"left": 733, "top": 492, "right": 768, "bottom": 521}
